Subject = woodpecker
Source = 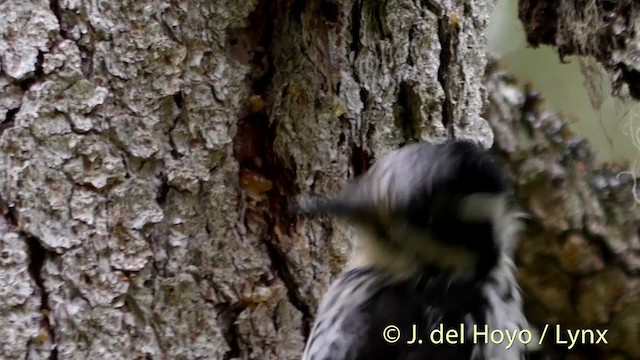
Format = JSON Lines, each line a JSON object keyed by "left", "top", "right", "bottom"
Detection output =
{"left": 297, "top": 140, "right": 528, "bottom": 360}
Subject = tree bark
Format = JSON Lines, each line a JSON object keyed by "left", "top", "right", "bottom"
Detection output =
{"left": 0, "top": 0, "right": 496, "bottom": 359}
{"left": 513, "top": 1, "right": 640, "bottom": 358}
{"left": 518, "top": 0, "right": 640, "bottom": 100}
{"left": 485, "top": 62, "right": 640, "bottom": 359}
{"left": 9, "top": 0, "right": 640, "bottom": 359}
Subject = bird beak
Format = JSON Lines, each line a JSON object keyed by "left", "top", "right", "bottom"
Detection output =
{"left": 290, "top": 194, "right": 373, "bottom": 222}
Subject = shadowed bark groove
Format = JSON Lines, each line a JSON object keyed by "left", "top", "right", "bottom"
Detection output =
{"left": 49, "top": 0, "right": 94, "bottom": 77}
{"left": 1, "top": 108, "right": 19, "bottom": 136}
{"left": 437, "top": 14, "right": 455, "bottom": 134}
{"left": 26, "top": 234, "right": 58, "bottom": 360}
{"left": 2, "top": 202, "right": 57, "bottom": 359}
{"left": 395, "top": 81, "right": 422, "bottom": 144}
{"left": 231, "top": 0, "right": 320, "bottom": 353}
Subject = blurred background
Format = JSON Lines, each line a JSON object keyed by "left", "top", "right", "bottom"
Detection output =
{"left": 486, "top": 0, "right": 639, "bottom": 163}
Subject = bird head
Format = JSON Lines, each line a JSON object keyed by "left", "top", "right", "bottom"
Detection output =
{"left": 294, "top": 140, "right": 517, "bottom": 279}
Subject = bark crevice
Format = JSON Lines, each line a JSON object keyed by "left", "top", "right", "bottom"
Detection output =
{"left": 423, "top": 0, "right": 444, "bottom": 17}
{"left": 350, "top": 144, "right": 372, "bottom": 177}
{"left": 395, "top": 81, "right": 421, "bottom": 145}
{"left": 1, "top": 107, "right": 20, "bottom": 137}
{"left": 9, "top": 206, "right": 58, "bottom": 360}
{"left": 219, "top": 305, "right": 243, "bottom": 360}
{"left": 18, "top": 51, "right": 45, "bottom": 91}
{"left": 349, "top": 0, "right": 362, "bottom": 54}
{"left": 437, "top": 15, "right": 454, "bottom": 136}
{"left": 231, "top": 0, "right": 314, "bottom": 350}
{"left": 263, "top": 238, "right": 312, "bottom": 338}
{"left": 49, "top": 0, "right": 94, "bottom": 77}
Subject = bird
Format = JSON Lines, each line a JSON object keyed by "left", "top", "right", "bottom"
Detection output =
{"left": 295, "top": 140, "right": 529, "bottom": 360}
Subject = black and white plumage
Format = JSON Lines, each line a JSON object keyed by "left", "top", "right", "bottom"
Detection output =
{"left": 296, "top": 140, "right": 529, "bottom": 360}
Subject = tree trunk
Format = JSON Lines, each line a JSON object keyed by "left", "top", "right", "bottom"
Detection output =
{"left": 7, "top": 0, "right": 639, "bottom": 359}
{"left": 518, "top": 0, "right": 640, "bottom": 100}
{"left": 513, "top": 0, "right": 640, "bottom": 358}
{"left": 0, "top": 0, "right": 497, "bottom": 359}
{"left": 485, "top": 62, "right": 640, "bottom": 359}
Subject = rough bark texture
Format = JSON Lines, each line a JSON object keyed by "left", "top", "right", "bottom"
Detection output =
{"left": 518, "top": 0, "right": 640, "bottom": 100}
{"left": 0, "top": 0, "right": 496, "bottom": 359}
{"left": 513, "top": 1, "right": 640, "bottom": 356}
{"left": 485, "top": 62, "right": 640, "bottom": 359}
